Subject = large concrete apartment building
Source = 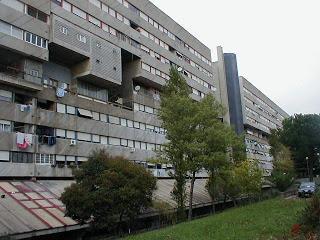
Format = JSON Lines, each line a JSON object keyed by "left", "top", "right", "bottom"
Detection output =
{"left": 0, "top": 0, "right": 218, "bottom": 178}
{"left": 215, "top": 47, "right": 289, "bottom": 175}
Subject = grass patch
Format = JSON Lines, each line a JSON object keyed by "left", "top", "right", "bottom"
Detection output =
{"left": 125, "top": 198, "right": 305, "bottom": 240}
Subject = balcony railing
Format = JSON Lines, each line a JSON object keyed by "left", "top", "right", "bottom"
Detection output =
{"left": 0, "top": 64, "right": 42, "bottom": 87}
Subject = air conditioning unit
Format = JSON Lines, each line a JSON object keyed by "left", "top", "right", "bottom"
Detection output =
{"left": 130, "top": 148, "right": 136, "bottom": 153}
{"left": 70, "top": 139, "right": 77, "bottom": 146}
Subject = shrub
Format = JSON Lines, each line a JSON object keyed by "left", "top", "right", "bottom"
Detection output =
{"left": 298, "top": 192, "right": 320, "bottom": 235}
{"left": 61, "top": 150, "right": 157, "bottom": 232}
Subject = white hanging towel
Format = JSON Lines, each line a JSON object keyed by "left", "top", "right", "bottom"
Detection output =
{"left": 24, "top": 134, "right": 33, "bottom": 145}
{"left": 16, "top": 132, "right": 25, "bottom": 144}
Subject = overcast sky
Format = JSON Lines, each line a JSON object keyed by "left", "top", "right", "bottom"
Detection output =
{"left": 150, "top": 0, "right": 320, "bottom": 115}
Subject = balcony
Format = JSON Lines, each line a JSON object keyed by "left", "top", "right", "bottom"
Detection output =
{"left": 0, "top": 64, "right": 43, "bottom": 91}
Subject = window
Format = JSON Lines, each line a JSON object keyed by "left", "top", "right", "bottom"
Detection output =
{"left": 56, "top": 129, "right": 66, "bottom": 138}
{"left": 123, "top": 17, "right": 130, "bottom": 25}
{"left": 146, "top": 124, "right": 155, "bottom": 132}
{"left": 24, "top": 31, "right": 48, "bottom": 49}
{"left": 102, "top": 23, "right": 109, "bottom": 32}
{"left": 134, "top": 141, "right": 141, "bottom": 149}
{"left": 109, "top": 27, "right": 116, "bottom": 36}
{"left": 88, "top": 15, "right": 100, "bottom": 26}
{"left": 66, "top": 105, "right": 76, "bottom": 115}
{"left": 77, "top": 132, "right": 91, "bottom": 142}
{"left": 0, "top": 20, "right": 22, "bottom": 40}
{"left": 120, "top": 118, "right": 127, "bottom": 127}
{"left": 123, "top": 0, "right": 129, "bottom": 7}
{"left": 0, "top": 19, "right": 10, "bottom": 34}
{"left": 11, "top": 26, "right": 23, "bottom": 39}
{"left": 140, "top": 12, "right": 148, "bottom": 21}
{"left": 134, "top": 121, "right": 140, "bottom": 129}
{"left": 139, "top": 104, "right": 145, "bottom": 112}
{"left": 140, "top": 123, "right": 146, "bottom": 130}
{"left": 116, "top": 13, "right": 123, "bottom": 22}
{"left": 109, "top": 137, "right": 120, "bottom": 146}
{"left": 0, "top": 151, "right": 10, "bottom": 162}
{"left": 102, "top": 3, "right": 108, "bottom": 13}
{"left": 0, "top": 89, "right": 12, "bottom": 102}
{"left": 147, "top": 143, "right": 155, "bottom": 151}
{"left": 120, "top": 139, "right": 128, "bottom": 146}
{"left": 127, "top": 120, "right": 133, "bottom": 128}
{"left": 72, "top": 6, "right": 87, "bottom": 19}
{"left": 141, "top": 62, "right": 150, "bottom": 72}
{"left": 62, "top": 1, "right": 71, "bottom": 11}
{"left": 0, "top": 120, "right": 11, "bottom": 133}
{"left": 59, "top": 26, "right": 68, "bottom": 35}
{"left": 36, "top": 153, "right": 55, "bottom": 165}
{"left": 37, "top": 11, "right": 48, "bottom": 23}
{"left": 109, "top": 8, "right": 116, "bottom": 17}
{"left": 78, "top": 81, "right": 108, "bottom": 102}
{"left": 56, "top": 103, "right": 66, "bottom": 113}
{"left": 89, "top": 0, "right": 101, "bottom": 8}
{"left": 92, "top": 112, "right": 100, "bottom": 121}
{"left": 12, "top": 152, "right": 33, "bottom": 163}
{"left": 109, "top": 116, "right": 120, "bottom": 125}
{"left": 66, "top": 155, "right": 76, "bottom": 162}
{"left": 92, "top": 135, "right": 100, "bottom": 143}
{"left": 128, "top": 140, "right": 134, "bottom": 148}
{"left": 101, "top": 136, "right": 108, "bottom": 144}
{"left": 66, "top": 130, "right": 76, "bottom": 139}
{"left": 145, "top": 106, "right": 154, "bottom": 114}
{"left": 100, "top": 114, "right": 107, "bottom": 122}
{"left": 77, "top": 34, "right": 87, "bottom": 43}
{"left": 141, "top": 142, "right": 147, "bottom": 150}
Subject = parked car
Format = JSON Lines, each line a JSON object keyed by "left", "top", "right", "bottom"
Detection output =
{"left": 298, "top": 182, "right": 316, "bottom": 197}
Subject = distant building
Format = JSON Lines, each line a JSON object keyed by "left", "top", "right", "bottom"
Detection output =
{"left": 214, "top": 46, "right": 289, "bottom": 175}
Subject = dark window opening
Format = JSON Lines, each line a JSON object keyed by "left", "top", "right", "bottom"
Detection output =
{"left": 130, "top": 22, "right": 139, "bottom": 30}
{"left": 14, "top": 93, "right": 33, "bottom": 105}
{"left": 36, "top": 126, "right": 56, "bottom": 145}
{"left": 37, "top": 11, "right": 48, "bottom": 23}
{"left": 27, "top": 6, "right": 37, "bottom": 18}
{"left": 13, "top": 122, "right": 33, "bottom": 134}
{"left": 38, "top": 99, "right": 55, "bottom": 111}
{"left": 169, "top": 46, "right": 175, "bottom": 52}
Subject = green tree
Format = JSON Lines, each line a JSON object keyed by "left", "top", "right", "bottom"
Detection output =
{"left": 158, "top": 67, "right": 194, "bottom": 220}
{"left": 278, "top": 114, "right": 320, "bottom": 181}
{"left": 159, "top": 67, "right": 246, "bottom": 220}
{"left": 223, "top": 160, "right": 263, "bottom": 206}
{"left": 61, "top": 150, "right": 157, "bottom": 232}
{"left": 269, "top": 129, "right": 295, "bottom": 191}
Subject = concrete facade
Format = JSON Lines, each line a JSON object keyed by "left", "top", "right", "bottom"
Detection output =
{"left": 214, "top": 47, "right": 289, "bottom": 175}
{"left": 0, "top": 0, "right": 217, "bottom": 178}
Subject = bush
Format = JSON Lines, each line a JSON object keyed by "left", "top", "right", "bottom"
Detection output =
{"left": 298, "top": 191, "right": 320, "bottom": 235}
{"left": 61, "top": 150, "right": 157, "bottom": 232}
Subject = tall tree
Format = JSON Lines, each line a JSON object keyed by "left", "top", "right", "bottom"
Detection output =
{"left": 61, "top": 150, "right": 156, "bottom": 232}
{"left": 269, "top": 129, "right": 295, "bottom": 191}
{"left": 159, "top": 67, "right": 246, "bottom": 220}
{"left": 158, "top": 67, "right": 195, "bottom": 219}
{"left": 278, "top": 114, "right": 320, "bottom": 181}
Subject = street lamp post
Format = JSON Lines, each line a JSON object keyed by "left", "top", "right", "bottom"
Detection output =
{"left": 306, "top": 157, "right": 310, "bottom": 181}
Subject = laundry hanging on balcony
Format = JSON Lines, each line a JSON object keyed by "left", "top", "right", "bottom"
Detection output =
{"left": 20, "top": 104, "right": 32, "bottom": 112}
{"left": 16, "top": 132, "right": 33, "bottom": 149}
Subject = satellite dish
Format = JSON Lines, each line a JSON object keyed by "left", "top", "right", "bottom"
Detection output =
{"left": 177, "top": 66, "right": 183, "bottom": 72}
{"left": 134, "top": 85, "right": 141, "bottom": 91}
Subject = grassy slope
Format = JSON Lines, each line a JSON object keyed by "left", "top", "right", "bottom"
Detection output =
{"left": 125, "top": 198, "right": 305, "bottom": 240}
